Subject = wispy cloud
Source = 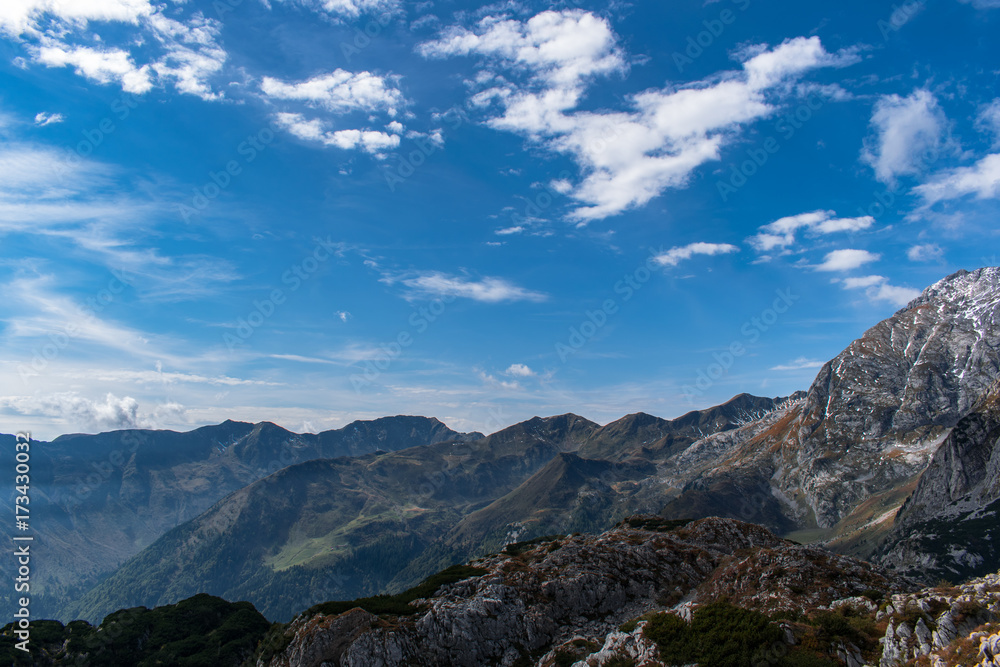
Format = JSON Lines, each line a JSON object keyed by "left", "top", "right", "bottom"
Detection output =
{"left": 653, "top": 242, "right": 739, "bottom": 267}
{"left": 913, "top": 153, "right": 1000, "bottom": 207}
{"left": 907, "top": 243, "right": 944, "bottom": 262}
{"left": 33, "top": 111, "right": 63, "bottom": 126}
{"left": 770, "top": 357, "right": 825, "bottom": 371}
{"left": 385, "top": 271, "right": 547, "bottom": 303}
{"left": 749, "top": 210, "right": 874, "bottom": 253}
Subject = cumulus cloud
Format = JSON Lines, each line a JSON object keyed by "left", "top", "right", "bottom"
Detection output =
{"left": 421, "top": 13, "right": 857, "bottom": 222}
{"left": 34, "top": 111, "right": 64, "bottom": 126}
{"left": 815, "top": 249, "right": 880, "bottom": 272}
{"left": 0, "top": 0, "right": 154, "bottom": 38}
{"left": 273, "top": 112, "right": 400, "bottom": 156}
{"left": 505, "top": 363, "right": 535, "bottom": 377}
{"left": 34, "top": 42, "right": 153, "bottom": 93}
{"left": 907, "top": 243, "right": 944, "bottom": 262}
{"left": 261, "top": 70, "right": 405, "bottom": 115}
{"left": 387, "top": 271, "right": 547, "bottom": 303}
{"left": 838, "top": 274, "right": 920, "bottom": 307}
{"left": 749, "top": 210, "right": 874, "bottom": 252}
{"left": 861, "top": 89, "right": 948, "bottom": 184}
{"left": 0, "top": 392, "right": 184, "bottom": 433}
{"left": 6, "top": 2, "right": 227, "bottom": 100}
{"left": 653, "top": 242, "right": 738, "bottom": 267}
{"left": 913, "top": 153, "right": 1000, "bottom": 206}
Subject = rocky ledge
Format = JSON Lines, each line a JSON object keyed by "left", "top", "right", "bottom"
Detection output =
{"left": 256, "top": 516, "right": 912, "bottom": 667}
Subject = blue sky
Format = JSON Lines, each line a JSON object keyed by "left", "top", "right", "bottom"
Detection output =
{"left": 0, "top": 0, "right": 998, "bottom": 439}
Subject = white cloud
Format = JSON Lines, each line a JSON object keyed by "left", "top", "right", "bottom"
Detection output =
{"left": 389, "top": 271, "right": 547, "bottom": 303}
{"left": 505, "top": 363, "right": 535, "bottom": 377}
{"left": 907, "top": 243, "right": 944, "bottom": 262}
{"left": 0, "top": 0, "right": 154, "bottom": 38}
{"left": 653, "top": 242, "right": 739, "bottom": 267}
{"left": 273, "top": 112, "right": 400, "bottom": 156}
{"left": 8, "top": 4, "right": 228, "bottom": 100}
{"left": 34, "top": 111, "right": 64, "bottom": 126}
{"left": 261, "top": 70, "right": 405, "bottom": 115}
{"left": 913, "top": 153, "right": 1000, "bottom": 206}
{"left": 816, "top": 249, "right": 880, "bottom": 272}
{"left": 749, "top": 210, "right": 874, "bottom": 251}
{"left": 34, "top": 42, "right": 154, "bottom": 93}
{"left": 422, "top": 17, "right": 857, "bottom": 221}
{"left": 337, "top": 311, "right": 351, "bottom": 322}
{"left": 839, "top": 274, "right": 920, "bottom": 307}
{"left": 0, "top": 392, "right": 183, "bottom": 433}
{"left": 770, "top": 357, "right": 825, "bottom": 371}
{"left": 68, "top": 368, "right": 282, "bottom": 386}
{"left": 861, "top": 89, "right": 948, "bottom": 184}
{"left": 478, "top": 370, "right": 520, "bottom": 391}
{"left": 495, "top": 225, "right": 524, "bottom": 235}
{"left": 279, "top": 0, "right": 400, "bottom": 20}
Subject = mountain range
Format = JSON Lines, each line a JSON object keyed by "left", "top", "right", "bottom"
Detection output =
{"left": 3, "top": 266, "right": 1000, "bottom": 665}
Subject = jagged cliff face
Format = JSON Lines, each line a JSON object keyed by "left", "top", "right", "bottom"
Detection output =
{"left": 663, "top": 268, "right": 1000, "bottom": 539}
{"left": 876, "top": 381, "right": 1000, "bottom": 583}
{"left": 779, "top": 267, "right": 1000, "bottom": 528}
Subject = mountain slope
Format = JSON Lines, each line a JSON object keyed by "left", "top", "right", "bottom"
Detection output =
{"left": 67, "top": 414, "right": 597, "bottom": 622}
{"left": 0, "top": 416, "right": 480, "bottom": 620}
{"left": 578, "top": 392, "right": 800, "bottom": 461}
{"left": 660, "top": 268, "right": 1000, "bottom": 552}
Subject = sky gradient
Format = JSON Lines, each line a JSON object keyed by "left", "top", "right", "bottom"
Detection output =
{"left": 1, "top": 0, "right": 998, "bottom": 439}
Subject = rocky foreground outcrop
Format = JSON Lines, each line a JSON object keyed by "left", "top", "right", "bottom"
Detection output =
{"left": 257, "top": 516, "right": 912, "bottom": 667}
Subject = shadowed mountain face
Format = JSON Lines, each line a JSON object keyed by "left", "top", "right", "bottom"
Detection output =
{"left": 66, "top": 414, "right": 598, "bottom": 622}
{"left": 875, "top": 380, "right": 1000, "bottom": 583}
{"left": 0, "top": 416, "right": 481, "bottom": 620}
